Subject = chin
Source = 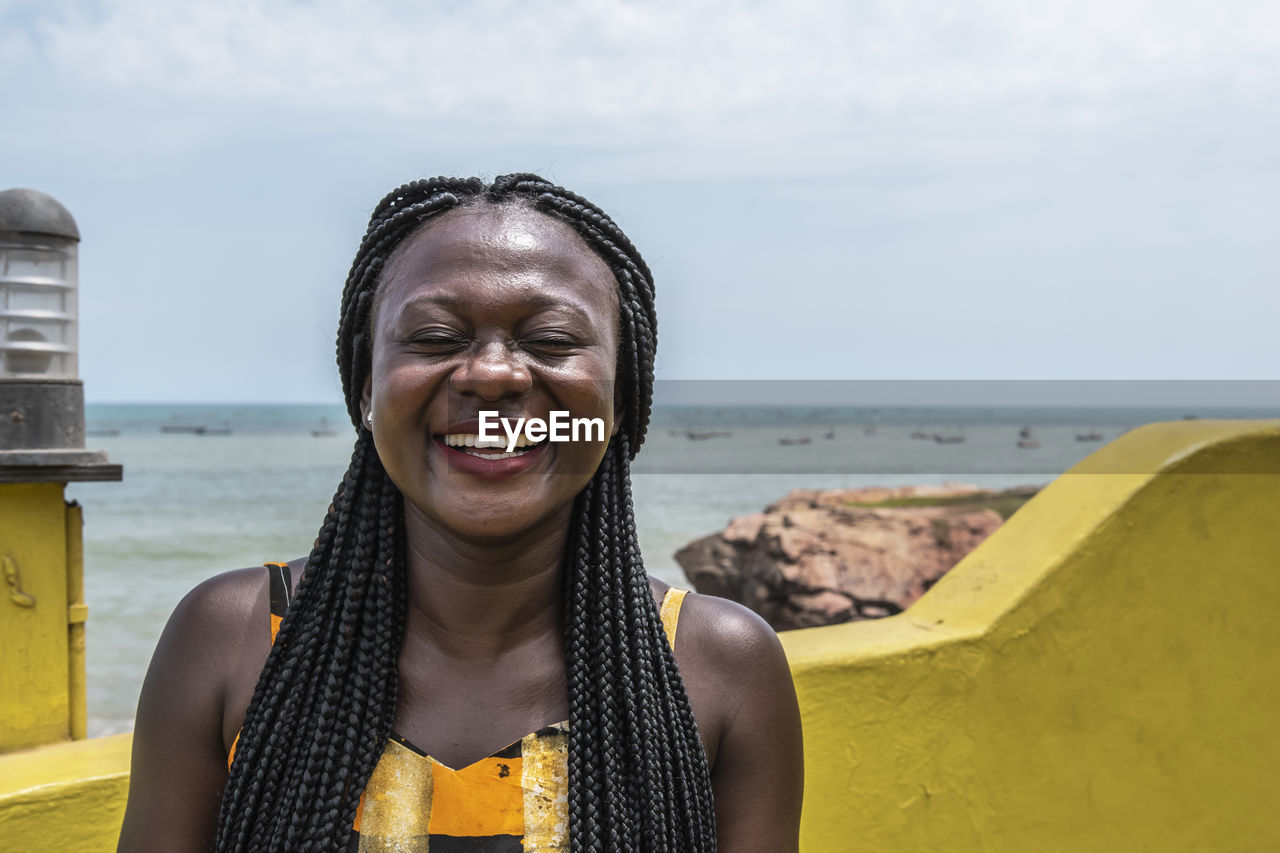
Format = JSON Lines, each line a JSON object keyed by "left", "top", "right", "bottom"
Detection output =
{"left": 413, "top": 487, "right": 577, "bottom": 540}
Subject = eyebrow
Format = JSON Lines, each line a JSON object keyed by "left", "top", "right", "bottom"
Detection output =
{"left": 396, "top": 292, "right": 596, "bottom": 322}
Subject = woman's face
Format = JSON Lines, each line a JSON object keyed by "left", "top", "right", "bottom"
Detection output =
{"left": 363, "top": 204, "right": 621, "bottom": 542}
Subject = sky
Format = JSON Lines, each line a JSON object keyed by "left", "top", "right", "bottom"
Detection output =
{"left": 2, "top": 0, "right": 1278, "bottom": 403}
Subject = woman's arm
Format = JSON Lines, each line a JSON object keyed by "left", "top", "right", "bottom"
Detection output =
{"left": 678, "top": 594, "right": 805, "bottom": 852}
{"left": 117, "top": 569, "right": 263, "bottom": 852}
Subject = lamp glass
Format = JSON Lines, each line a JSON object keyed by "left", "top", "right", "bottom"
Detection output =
{"left": 0, "top": 235, "right": 78, "bottom": 379}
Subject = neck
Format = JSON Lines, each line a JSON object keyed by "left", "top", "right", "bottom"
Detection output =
{"left": 401, "top": 502, "right": 572, "bottom": 660}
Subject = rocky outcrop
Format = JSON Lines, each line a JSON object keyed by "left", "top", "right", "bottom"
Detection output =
{"left": 674, "top": 484, "right": 1030, "bottom": 631}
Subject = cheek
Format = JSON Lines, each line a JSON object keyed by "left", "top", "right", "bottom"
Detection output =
{"left": 373, "top": 351, "right": 440, "bottom": 401}
{"left": 547, "top": 370, "right": 617, "bottom": 475}
{"left": 564, "top": 360, "right": 617, "bottom": 421}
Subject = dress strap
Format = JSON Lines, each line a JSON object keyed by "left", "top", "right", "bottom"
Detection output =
{"left": 266, "top": 561, "right": 292, "bottom": 644}
{"left": 228, "top": 562, "right": 294, "bottom": 769}
{"left": 659, "top": 587, "right": 689, "bottom": 651}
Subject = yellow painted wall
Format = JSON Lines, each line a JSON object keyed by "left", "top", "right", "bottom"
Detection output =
{"left": 783, "top": 419, "right": 1280, "bottom": 852}
{"left": 0, "top": 482, "right": 72, "bottom": 751}
{"left": 0, "top": 734, "right": 130, "bottom": 850}
{"left": 0, "top": 420, "right": 1277, "bottom": 851}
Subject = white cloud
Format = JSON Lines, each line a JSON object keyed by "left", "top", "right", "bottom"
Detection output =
{"left": 11, "top": 0, "right": 1278, "bottom": 165}
{"left": 7, "top": 0, "right": 1279, "bottom": 393}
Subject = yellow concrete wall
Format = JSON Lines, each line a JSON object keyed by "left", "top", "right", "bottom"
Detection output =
{"left": 0, "top": 482, "right": 72, "bottom": 751}
{"left": 0, "top": 734, "right": 130, "bottom": 850}
{"left": 1, "top": 420, "right": 1276, "bottom": 851}
{"left": 783, "top": 419, "right": 1280, "bottom": 852}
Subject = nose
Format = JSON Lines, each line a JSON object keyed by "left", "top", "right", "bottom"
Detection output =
{"left": 449, "top": 340, "right": 532, "bottom": 401}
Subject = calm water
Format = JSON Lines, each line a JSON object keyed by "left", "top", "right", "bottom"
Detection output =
{"left": 69, "top": 402, "right": 1273, "bottom": 736}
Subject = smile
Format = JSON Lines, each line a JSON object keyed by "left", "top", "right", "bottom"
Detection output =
{"left": 440, "top": 433, "right": 544, "bottom": 461}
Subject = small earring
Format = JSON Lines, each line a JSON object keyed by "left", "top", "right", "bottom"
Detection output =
{"left": 366, "top": 412, "right": 373, "bottom": 425}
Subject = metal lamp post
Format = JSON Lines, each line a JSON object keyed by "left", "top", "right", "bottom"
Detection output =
{"left": 0, "top": 188, "right": 121, "bottom": 751}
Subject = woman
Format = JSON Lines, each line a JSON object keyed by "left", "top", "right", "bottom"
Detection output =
{"left": 118, "top": 174, "right": 803, "bottom": 851}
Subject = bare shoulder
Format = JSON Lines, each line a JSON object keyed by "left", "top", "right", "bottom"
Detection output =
{"left": 169, "top": 565, "right": 265, "bottom": 641}
{"left": 651, "top": 579, "right": 804, "bottom": 852}
{"left": 141, "top": 567, "right": 265, "bottom": 712}
{"left": 117, "top": 564, "right": 280, "bottom": 852}
{"left": 647, "top": 577, "right": 796, "bottom": 749}
{"left": 649, "top": 578, "right": 786, "bottom": 673}
{"left": 134, "top": 563, "right": 274, "bottom": 753}
{"left": 161, "top": 565, "right": 270, "bottom": 717}
{"left": 676, "top": 589, "right": 786, "bottom": 665}
{"left": 668, "top": 589, "right": 796, "bottom": 737}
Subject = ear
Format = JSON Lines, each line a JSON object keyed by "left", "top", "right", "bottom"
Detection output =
{"left": 360, "top": 375, "right": 373, "bottom": 431}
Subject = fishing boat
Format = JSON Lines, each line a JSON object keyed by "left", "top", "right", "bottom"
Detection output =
{"left": 685, "top": 429, "right": 731, "bottom": 440}
{"left": 933, "top": 428, "right": 966, "bottom": 444}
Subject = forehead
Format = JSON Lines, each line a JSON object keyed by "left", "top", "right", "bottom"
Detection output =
{"left": 376, "top": 205, "right": 618, "bottom": 316}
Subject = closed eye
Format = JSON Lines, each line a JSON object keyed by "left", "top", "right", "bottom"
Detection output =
{"left": 406, "top": 333, "right": 469, "bottom": 353}
{"left": 522, "top": 336, "right": 581, "bottom": 355}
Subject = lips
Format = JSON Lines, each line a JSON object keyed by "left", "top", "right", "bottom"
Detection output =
{"left": 432, "top": 416, "right": 549, "bottom": 480}
{"left": 433, "top": 435, "right": 548, "bottom": 479}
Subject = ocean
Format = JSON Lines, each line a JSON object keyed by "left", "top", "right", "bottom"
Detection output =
{"left": 69, "top": 401, "right": 1275, "bottom": 736}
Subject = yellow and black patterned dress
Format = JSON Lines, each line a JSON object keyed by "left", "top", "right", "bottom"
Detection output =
{"left": 229, "top": 563, "right": 690, "bottom": 852}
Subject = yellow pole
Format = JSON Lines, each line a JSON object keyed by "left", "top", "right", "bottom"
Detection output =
{"left": 65, "top": 500, "right": 88, "bottom": 741}
{"left": 0, "top": 482, "right": 71, "bottom": 752}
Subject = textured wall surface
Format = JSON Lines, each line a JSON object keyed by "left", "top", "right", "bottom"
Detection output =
{"left": 0, "top": 482, "right": 71, "bottom": 751}
{"left": 782, "top": 419, "right": 1280, "bottom": 852}
{"left": 0, "top": 734, "right": 130, "bottom": 850}
{"left": 1, "top": 421, "right": 1277, "bottom": 851}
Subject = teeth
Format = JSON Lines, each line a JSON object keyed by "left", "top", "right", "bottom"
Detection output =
{"left": 442, "top": 433, "right": 541, "bottom": 448}
{"left": 440, "top": 432, "right": 541, "bottom": 460}
{"left": 458, "top": 448, "right": 532, "bottom": 460}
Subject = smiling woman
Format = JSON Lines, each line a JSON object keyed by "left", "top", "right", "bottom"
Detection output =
{"left": 115, "top": 175, "right": 803, "bottom": 853}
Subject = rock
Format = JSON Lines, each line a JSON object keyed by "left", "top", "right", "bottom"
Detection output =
{"left": 674, "top": 484, "right": 1025, "bottom": 631}
{"left": 723, "top": 513, "right": 765, "bottom": 544}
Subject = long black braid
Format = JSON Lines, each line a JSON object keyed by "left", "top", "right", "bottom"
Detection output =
{"left": 216, "top": 175, "right": 717, "bottom": 851}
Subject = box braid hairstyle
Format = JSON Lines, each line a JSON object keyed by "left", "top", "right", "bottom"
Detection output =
{"left": 215, "top": 174, "right": 717, "bottom": 852}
